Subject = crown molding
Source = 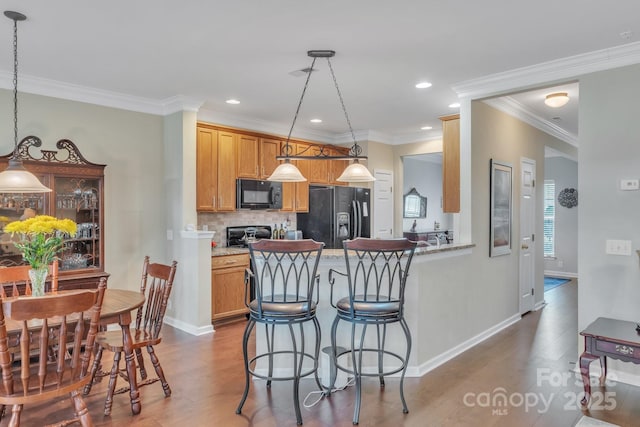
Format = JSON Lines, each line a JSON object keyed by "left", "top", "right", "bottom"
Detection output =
{"left": 452, "top": 41, "right": 640, "bottom": 99}
{"left": 161, "top": 96, "right": 205, "bottom": 114}
{"left": 484, "top": 97, "right": 578, "bottom": 147}
{"left": 0, "top": 70, "right": 166, "bottom": 115}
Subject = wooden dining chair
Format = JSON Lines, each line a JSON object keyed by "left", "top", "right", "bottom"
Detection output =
{"left": 0, "top": 261, "right": 60, "bottom": 297}
{"left": 0, "top": 277, "right": 107, "bottom": 426}
{"left": 84, "top": 256, "right": 177, "bottom": 416}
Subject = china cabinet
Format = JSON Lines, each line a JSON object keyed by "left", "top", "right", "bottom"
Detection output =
{"left": 0, "top": 137, "right": 107, "bottom": 289}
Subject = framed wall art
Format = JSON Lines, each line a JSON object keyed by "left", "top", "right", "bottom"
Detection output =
{"left": 490, "top": 159, "right": 512, "bottom": 257}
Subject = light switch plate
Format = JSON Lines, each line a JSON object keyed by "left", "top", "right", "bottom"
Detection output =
{"left": 620, "top": 179, "right": 639, "bottom": 190}
{"left": 606, "top": 239, "right": 632, "bottom": 255}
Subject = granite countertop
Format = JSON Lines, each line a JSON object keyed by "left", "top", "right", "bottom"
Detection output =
{"left": 211, "top": 243, "right": 473, "bottom": 258}
{"left": 211, "top": 247, "right": 249, "bottom": 256}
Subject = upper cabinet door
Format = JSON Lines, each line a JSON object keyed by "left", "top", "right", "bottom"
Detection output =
{"left": 196, "top": 127, "right": 218, "bottom": 211}
{"left": 217, "top": 131, "right": 237, "bottom": 211}
{"left": 440, "top": 114, "right": 460, "bottom": 213}
{"left": 259, "top": 138, "right": 281, "bottom": 179}
{"left": 236, "top": 134, "right": 260, "bottom": 179}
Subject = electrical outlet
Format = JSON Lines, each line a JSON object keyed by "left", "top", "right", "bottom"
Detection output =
{"left": 606, "top": 239, "right": 632, "bottom": 256}
{"left": 166, "top": 229, "right": 173, "bottom": 241}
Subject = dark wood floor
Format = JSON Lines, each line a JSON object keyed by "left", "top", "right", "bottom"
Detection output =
{"left": 11, "top": 279, "right": 640, "bottom": 426}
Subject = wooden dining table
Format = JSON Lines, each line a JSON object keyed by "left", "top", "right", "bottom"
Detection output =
{"left": 3, "top": 288, "right": 146, "bottom": 416}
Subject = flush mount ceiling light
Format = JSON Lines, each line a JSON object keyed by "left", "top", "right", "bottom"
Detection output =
{"left": 225, "top": 99, "right": 240, "bottom": 104}
{"left": 268, "top": 50, "right": 375, "bottom": 183}
{"left": 0, "top": 11, "right": 51, "bottom": 193}
{"left": 544, "top": 92, "right": 570, "bottom": 108}
{"left": 448, "top": 102, "right": 460, "bottom": 109}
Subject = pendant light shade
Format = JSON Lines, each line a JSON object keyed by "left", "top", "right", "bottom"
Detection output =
{"left": 337, "top": 160, "right": 376, "bottom": 182}
{"left": 0, "top": 11, "right": 51, "bottom": 193}
{"left": 267, "top": 159, "right": 306, "bottom": 182}
{"left": 0, "top": 159, "right": 50, "bottom": 192}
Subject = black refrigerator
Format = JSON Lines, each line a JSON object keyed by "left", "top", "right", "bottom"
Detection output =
{"left": 296, "top": 185, "right": 370, "bottom": 249}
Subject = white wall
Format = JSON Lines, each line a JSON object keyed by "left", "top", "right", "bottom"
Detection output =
{"left": 578, "top": 63, "right": 640, "bottom": 378}
{"left": 544, "top": 156, "right": 578, "bottom": 276}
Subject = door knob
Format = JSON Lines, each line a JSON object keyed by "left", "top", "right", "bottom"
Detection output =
{"left": 521, "top": 244, "right": 529, "bottom": 250}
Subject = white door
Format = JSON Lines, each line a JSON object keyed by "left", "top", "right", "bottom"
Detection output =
{"left": 373, "top": 169, "right": 393, "bottom": 238}
{"left": 519, "top": 158, "right": 536, "bottom": 314}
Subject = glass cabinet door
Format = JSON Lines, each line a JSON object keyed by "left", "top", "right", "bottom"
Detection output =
{"left": 54, "top": 177, "right": 101, "bottom": 271}
{"left": 0, "top": 180, "right": 47, "bottom": 267}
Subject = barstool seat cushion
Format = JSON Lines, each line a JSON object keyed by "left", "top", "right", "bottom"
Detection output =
{"left": 249, "top": 295, "right": 317, "bottom": 318}
{"left": 336, "top": 295, "right": 400, "bottom": 317}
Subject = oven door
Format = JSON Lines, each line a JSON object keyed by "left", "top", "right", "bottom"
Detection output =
{"left": 236, "top": 179, "right": 282, "bottom": 209}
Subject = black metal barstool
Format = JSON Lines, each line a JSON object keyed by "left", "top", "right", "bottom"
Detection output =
{"left": 328, "top": 237, "right": 417, "bottom": 425}
{"left": 236, "top": 239, "right": 324, "bottom": 425}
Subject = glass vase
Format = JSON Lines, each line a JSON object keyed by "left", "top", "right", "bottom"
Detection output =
{"left": 28, "top": 267, "right": 48, "bottom": 297}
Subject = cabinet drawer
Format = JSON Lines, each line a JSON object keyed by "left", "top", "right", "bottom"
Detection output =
{"left": 212, "top": 254, "right": 249, "bottom": 269}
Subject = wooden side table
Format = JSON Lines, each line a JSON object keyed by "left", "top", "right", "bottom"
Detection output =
{"left": 579, "top": 317, "right": 640, "bottom": 407}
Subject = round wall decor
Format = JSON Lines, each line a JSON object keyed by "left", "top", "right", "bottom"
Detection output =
{"left": 558, "top": 188, "right": 578, "bottom": 208}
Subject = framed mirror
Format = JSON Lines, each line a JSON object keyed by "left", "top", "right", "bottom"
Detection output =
{"left": 403, "top": 188, "right": 427, "bottom": 218}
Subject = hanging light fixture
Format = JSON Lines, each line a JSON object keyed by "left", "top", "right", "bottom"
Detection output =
{"left": 0, "top": 11, "right": 51, "bottom": 193}
{"left": 544, "top": 92, "right": 570, "bottom": 108}
{"left": 268, "top": 50, "right": 375, "bottom": 182}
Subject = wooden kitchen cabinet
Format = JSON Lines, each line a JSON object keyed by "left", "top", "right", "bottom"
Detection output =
{"left": 236, "top": 135, "right": 282, "bottom": 180}
{"left": 211, "top": 253, "right": 250, "bottom": 323}
{"left": 196, "top": 125, "right": 236, "bottom": 212}
{"left": 440, "top": 114, "right": 460, "bottom": 213}
{"left": 280, "top": 142, "right": 309, "bottom": 213}
{"left": 236, "top": 133, "right": 260, "bottom": 178}
{"left": 259, "top": 137, "right": 281, "bottom": 179}
{"left": 0, "top": 137, "right": 107, "bottom": 290}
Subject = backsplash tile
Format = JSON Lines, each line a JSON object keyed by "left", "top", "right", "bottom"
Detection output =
{"left": 198, "top": 211, "right": 296, "bottom": 247}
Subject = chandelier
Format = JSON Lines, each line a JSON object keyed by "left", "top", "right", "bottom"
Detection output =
{"left": 0, "top": 11, "right": 51, "bottom": 193}
{"left": 267, "top": 50, "right": 375, "bottom": 183}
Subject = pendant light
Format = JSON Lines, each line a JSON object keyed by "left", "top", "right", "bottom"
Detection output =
{"left": 0, "top": 11, "right": 51, "bottom": 193}
{"left": 268, "top": 50, "right": 375, "bottom": 182}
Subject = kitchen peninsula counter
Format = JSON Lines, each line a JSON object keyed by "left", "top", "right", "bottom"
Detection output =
{"left": 245, "top": 240, "right": 475, "bottom": 383}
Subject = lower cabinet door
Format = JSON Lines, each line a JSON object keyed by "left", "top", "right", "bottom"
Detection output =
{"left": 211, "top": 254, "right": 249, "bottom": 323}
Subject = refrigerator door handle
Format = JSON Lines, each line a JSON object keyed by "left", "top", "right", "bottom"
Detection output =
{"left": 352, "top": 200, "right": 358, "bottom": 238}
{"left": 353, "top": 200, "right": 361, "bottom": 238}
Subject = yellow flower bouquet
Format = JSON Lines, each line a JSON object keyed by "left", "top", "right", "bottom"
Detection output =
{"left": 4, "top": 215, "right": 77, "bottom": 270}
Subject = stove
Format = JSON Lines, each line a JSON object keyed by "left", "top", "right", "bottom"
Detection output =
{"left": 226, "top": 225, "right": 272, "bottom": 248}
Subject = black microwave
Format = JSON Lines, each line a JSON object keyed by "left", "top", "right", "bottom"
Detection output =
{"left": 236, "top": 179, "right": 282, "bottom": 210}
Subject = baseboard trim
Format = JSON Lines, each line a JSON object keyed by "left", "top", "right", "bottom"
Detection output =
{"left": 544, "top": 270, "right": 578, "bottom": 279}
{"left": 164, "top": 315, "right": 215, "bottom": 336}
{"left": 414, "top": 313, "right": 522, "bottom": 377}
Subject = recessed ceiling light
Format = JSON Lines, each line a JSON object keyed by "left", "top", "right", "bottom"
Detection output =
{"left": 225, "top": 99, "right": 240, "bottom": 105}
{"left": 310, "top": 119, "right": 322, "bottom": 123}
{"left": 415, "top": 82, "right": 432, "bottom": 89}
{"left": 449, "top": 102, "right": 460, "bottom": 108}
{"left": 421, "top": 126, "right": 433, "bottom": 130}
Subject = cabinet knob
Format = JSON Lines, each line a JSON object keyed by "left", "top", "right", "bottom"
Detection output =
{"left": 521, "top": 244, "right": 529, "bottom": 250}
